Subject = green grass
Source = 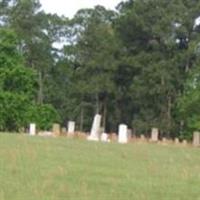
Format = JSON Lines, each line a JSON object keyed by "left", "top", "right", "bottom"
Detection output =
{"left": 0, "top": 134, "right": 200, "bottom": 200}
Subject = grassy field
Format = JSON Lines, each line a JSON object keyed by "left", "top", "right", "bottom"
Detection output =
{"left": 0, "top": 134, "right": 200, "bottom": 200}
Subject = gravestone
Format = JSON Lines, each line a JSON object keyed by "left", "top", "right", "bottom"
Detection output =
{"left": 140, "top": 134, "right": 145, "bottom": 141}
{"left": 100, "top": 133, "right": 110, "bottom": 143}
{"left": 61, "top": 127, "right": 67, "bottom": 134}
{"left": 151, "top": 128, "right": 159, "bottom": 142}
{"left": 52, "top": 123, "right": 60, "bottom": 136}
{"left": 68, "top": 121, "right": 75, "bottom": 135}
{"left": 118, "top": 124, "right": 128, "bottom": 144}
{"left": 87, "top": 114, "right": 101, "bottom": 141}
{"left": 182, "top": 139, "right": 187, "bottom": 146}
{"left": 174, "top": 138, "right": 180, "bottom": 145}
{"left": 29, "top": 123, "right": 36, "bottom": 136}
{"left": 162, "top": 137, "right": 167, "bottom": 143}
{"left": 192, "top": 131, "right": 200, "bottom": 147}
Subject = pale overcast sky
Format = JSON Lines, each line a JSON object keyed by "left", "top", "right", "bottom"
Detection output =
{"left": 40, "top": 0, "right": 122, "bottom": 18}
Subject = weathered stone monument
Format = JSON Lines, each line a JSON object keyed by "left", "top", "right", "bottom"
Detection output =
{"left": 118, "top": 124, "right": 128, "bottom": 144}
{"left": 174, "top": 138, "right": 180, "bottom": 145}
{"left": 52, "top": 123, "right": 61, "bottom": 136}
{"left": 100, "top": 133, "right": 110, "bottom": 143}
{"left": 140, "top": 134, "right": 146, "bottom": 141}
{"left": 29, "top": 123, "right": 36, "bottom": 136}
{"left": 192, "top": 131, "right": 200, "bottom": 147}
{"left": 151, "top": 128, "right": 159, "bottom": 142}
{"left": 182, "top": 139, "right": 187, "bottom": 146}
{"left": 87, "top": 114, "right": 101, "bottom": 141}
{"left": 61, "top": 127, "right": 67, "bottom": 134}
{"left": 67, "top": 121, "right": 75, "bottom": 135}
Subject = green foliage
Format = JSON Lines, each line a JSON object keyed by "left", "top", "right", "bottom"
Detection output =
{"left": 25, "top": 104, "right": 61, "bottom": 130}
{"left": 0, "top": 28, "right": 23, "bottom": 68}
{"left": 0, "top": 27, "right": 60, "bottom": 131}
{"left": 0, "top": 66, "right": 38, "bottom": 98}
{"left": 2, "top": 0, "right": 200, "bottom": 136}
{"left": 0, "top": 92, "right": 30, "bottom": 131}
{"left": 176, "top": 67, "right": 200, "bottom": 139}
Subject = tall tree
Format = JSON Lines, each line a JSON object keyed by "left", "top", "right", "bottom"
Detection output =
{"left": 115, "top": 0, "right": 200, "bottom": 136}
{"left": 67, "top": 6, "right": 119, "bottom": 131}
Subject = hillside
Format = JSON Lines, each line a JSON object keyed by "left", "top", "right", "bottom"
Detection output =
{"left": 0, "top": 134, "right": 200, "bottom": 200}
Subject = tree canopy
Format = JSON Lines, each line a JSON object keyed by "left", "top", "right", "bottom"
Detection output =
{"left": 1, "top": 0, "right": 200, "bottom": 138}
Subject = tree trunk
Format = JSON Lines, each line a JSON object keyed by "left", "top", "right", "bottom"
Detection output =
{"left": 38, "top": 70, "right": 43, "bottom": 104}
{"left": 166, "top": 95, "right": 172, "bottom": 137}
{"left": 80, "top": 104, "right": 84, "bottom": 132}
{"left": 95, "top": 93, "right": 100, "bottom": 114}
{"left": 102, "top": 97, "right": 107, "bottom": 131}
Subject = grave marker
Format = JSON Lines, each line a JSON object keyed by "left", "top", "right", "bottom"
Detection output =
{"left": 29, "top": 123, "right": 36, "bottom": 136}
{"left": 193, "top": 131, "right": 200, "bottom": 147}
{"left": 87, "top": 114, "right": 101, "bottom": 141}
{"left": 68, "top": 121, "right": 75, "bottom": 135}
{"left": 174, "top": 138, "right": 180, "bottom": 145}
{"left": 101, "top": 133, "right": 110, "bottom": 143}
{"left": 151, "top": 128, "right": 159, "bottom": 142}
{"left": 118, "top": 124, "right": 128, "bottom": 144}
{"left": 52, "top": 123, "right": 61, "bottom": 136}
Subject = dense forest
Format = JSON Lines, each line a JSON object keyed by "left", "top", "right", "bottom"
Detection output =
{"left": 1, "top": 0, "right": 200, "bottom": 139}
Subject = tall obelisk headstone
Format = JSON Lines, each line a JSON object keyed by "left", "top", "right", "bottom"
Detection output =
{"left": 118, "top": 124, "right": 128, "bottom": 144}
{"left": 87, "top": 114, "right": 101, "bottom": 141}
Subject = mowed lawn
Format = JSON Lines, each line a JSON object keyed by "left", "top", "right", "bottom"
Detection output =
{"left": 0, "top": 134, "right": 200, "bottom": 200}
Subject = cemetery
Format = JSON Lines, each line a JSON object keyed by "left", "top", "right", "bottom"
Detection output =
{"left": 1, "top": 0, "right": 200, "bottom": 199}
{"left": 1, "top": 113, "right": 200, "bottom": 199}
{"left": 27, "top": 114, "right": 200, "bottom": 148}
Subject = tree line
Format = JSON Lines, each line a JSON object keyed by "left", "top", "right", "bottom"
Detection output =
{"left": 1, "top": 0, "right": 200, "bottom": 139}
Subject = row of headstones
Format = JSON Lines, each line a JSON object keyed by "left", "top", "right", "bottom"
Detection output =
{"left": 148, "top": 128, "right": 200, "bottom": 147}
{"left": 29, "top": 114, "right": 200, "bottom": 147}
{"left": 29, "top": 114, "right": 128, "bottom": 143}
{"left": 29, "top": 121, "right": 76, "bottom": 136}
{"left": 87, "top": 114, "right": 128, "bottom": 143}
{"left": 87, "top": 114, "right": 200, "bottom": 147}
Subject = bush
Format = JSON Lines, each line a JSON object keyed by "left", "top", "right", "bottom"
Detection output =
{"left": 0, "top": 92, "right": 30, "bottom": 131}
{"left": 25, "top": 104, "right": 61, "bottom": 130}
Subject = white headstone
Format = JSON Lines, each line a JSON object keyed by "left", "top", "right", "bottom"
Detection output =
{"left": 182, "top": 139, "right": 187, "bottom": 146}
{"left": 68, "top": 121, "right": 75, "bottom": 134}
{"left": 151, "top": 128, "right": 159, "bottom": 142}
{"left": 87, "top": 114, "right": 101, "bottom": 141}
{"left": 140, "top": 134, "right": 145, "bottom": 141}
{"left": 193, "top": 131, "right": 200, "bottom": 147}
{"left": 118, "top": 124, "right": 128, "bottom": 144}
{"left": 29, "top": 123, "right": 36, "bottom": 136}
{"left": 174, "top": 137, "right": 180, "bottom": 144}
{"left": 101, "top": 133, "right": 110, "bottom": 143}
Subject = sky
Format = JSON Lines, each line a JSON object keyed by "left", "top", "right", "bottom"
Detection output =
{"left": 40, "top": 0, "right": 122, "bottom": 19}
